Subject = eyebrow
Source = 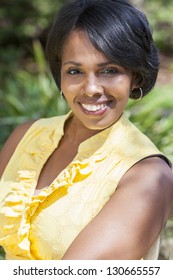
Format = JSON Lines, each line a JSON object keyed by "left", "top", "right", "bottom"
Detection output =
{"left": 97, "top": 62, "right": 118, "bottom": 67}
{"left": 63, "top": 61, "right": 118, "bottom": 67}
{"left": 63, "top": 61, "right": 82, "bottom": 66}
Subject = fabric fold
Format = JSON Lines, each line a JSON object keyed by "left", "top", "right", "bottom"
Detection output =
{"left": 0, "top": 150, "right": 106, "bottom": 258}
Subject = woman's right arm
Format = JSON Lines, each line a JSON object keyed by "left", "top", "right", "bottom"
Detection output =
{"left": 0, "top": 121, "right": 35, "bottom": 178}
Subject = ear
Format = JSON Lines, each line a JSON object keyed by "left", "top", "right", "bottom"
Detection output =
{"left": 131, "top": 73, "right": 143, "bottom": 90}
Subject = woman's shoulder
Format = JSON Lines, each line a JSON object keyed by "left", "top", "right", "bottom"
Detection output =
{"left": 0, "top": 113, "right": 69, "bottom": 178}
{"left": 118, "top": 156, "right": 173, "bottom": 219}
{"left": 0, "top": 120, "right": 36, "bottom": 178}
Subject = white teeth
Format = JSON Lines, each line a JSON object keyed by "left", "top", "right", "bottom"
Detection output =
{"left": 82, "top": 103, "right": 107, "bottom": 112}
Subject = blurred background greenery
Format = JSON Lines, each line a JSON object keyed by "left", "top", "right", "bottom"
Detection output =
{"left": 0, "top": 0, "right": 173, "bottom": 259}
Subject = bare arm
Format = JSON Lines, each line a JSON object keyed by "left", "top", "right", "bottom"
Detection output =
{"left": 0, "top": 121, "right": 35, "bottom": 178}
{"left": 62, "top": 157, "right": 173, "bottom": 260}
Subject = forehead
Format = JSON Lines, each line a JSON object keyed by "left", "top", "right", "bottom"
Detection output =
{"left": 61, "top": 30, "right": 109, "bottom": 63}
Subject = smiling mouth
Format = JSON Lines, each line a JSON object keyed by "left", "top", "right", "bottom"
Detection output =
{"left": 82, "top": 103, "right": 106, "bottom": 112}
{"left": 80, "top": 101, "right": 112, "bottom": 112}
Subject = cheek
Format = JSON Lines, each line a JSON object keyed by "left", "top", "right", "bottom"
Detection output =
{"left": 108, "top": 82, "right": 131, "bottom": 101}
{"left": 104, "top": 75, "right": 132, "bottom": 89}
{"left": 61, "top": 82, "right": 77, "bottom": 104}
{"left": 61, "top": 76, "right": 82, "bottom": 95}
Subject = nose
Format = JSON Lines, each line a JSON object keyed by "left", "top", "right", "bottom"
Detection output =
{"left": 82, "top": 74, "right": 103, "bottom": 96}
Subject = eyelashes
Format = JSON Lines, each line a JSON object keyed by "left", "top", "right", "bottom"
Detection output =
{"left": 67, "top": 69, "right": 82, "bottom": 75}
{"left": 100, "top": 68, "right": 119, "bottom": 75}
{"left": 67, "top": 68, "right": 119, "bottom": 76}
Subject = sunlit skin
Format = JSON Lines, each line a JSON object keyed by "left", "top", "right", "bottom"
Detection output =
{"left": 61, "top": 30, "right": 137, "bottom": 135}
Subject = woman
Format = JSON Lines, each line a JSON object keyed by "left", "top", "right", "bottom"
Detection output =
{"left": 0, "top": 0, "right": 173, "bottom": 260}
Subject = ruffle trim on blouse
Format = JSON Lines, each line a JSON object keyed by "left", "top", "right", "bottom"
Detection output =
{"left": 0, "top": 172, "right": 36, "bottom": 258}
{"left": 0, "top": 153, "right": 107, "bottom": 259}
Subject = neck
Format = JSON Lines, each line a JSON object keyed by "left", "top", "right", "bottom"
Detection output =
{"left": 64, "top": 115, "right": 100, "bottom": 146}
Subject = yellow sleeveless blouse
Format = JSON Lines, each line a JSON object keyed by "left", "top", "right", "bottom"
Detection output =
{"left": 0, "top": 112, "right": 171, "bottom": 260}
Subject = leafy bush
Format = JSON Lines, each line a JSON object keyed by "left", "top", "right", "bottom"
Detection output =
{"left": 0, "top": 40, "right": 69, "bottom": 148}
{"left": 127, "top": 84, "right": 173, "bottom": 163}
{"left": 0, "top": 0, "right": 65, "bottom": 46}
{"left": 132, "top": 0, "right": 173, "bottom": 54}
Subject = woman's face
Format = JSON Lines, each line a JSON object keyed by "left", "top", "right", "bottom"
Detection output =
{"left": 61, "top": 30, "right": 136, "bottom": 131}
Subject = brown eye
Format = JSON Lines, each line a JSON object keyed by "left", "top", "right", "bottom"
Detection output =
{"left": 68, "top": 69, "right": 82, "bottom": 75}
{"left": 101, "top": 68, "right": 118, "bottom": 75}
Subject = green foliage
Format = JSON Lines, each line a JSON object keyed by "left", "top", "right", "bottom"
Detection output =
{"left": 0, "top": 40, "right": 69, "bottom": 148}
{"left": 0, "top": 0, "right": 65, "bottom": 46}
{"left": 146, "top": 0, "right": 173, "bottom": 53}
{"left": 132, "top": 0, "right": 173, "bottom": 53}
{"left": 0, "top": 0, "right": 67, "bottom": 87}
{"left": 127, "top": 85, "right": 173, "bottom": 163}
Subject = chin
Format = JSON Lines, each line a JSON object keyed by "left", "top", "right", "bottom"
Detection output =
{"left": 83, "top": 119, "right": 116, "bottom": 131}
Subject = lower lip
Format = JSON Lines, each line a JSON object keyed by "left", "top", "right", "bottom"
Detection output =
{"left": 79, "top": 104, "right": 109, "bottom": 116}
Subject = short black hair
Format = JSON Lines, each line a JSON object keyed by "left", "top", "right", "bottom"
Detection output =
{"left": 46, "top": 0, "right": 159, "bottom": 99}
